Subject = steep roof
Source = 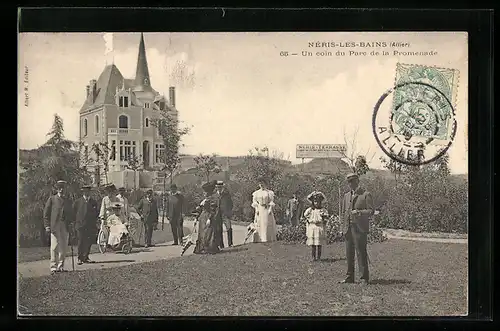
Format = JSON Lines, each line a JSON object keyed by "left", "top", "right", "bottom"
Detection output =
{"left": 134, "top": 33, "right": 152, "bottom": 91}
{"left": 80, "top": 64, "right": 124, "bottom": 113}
{"left": 79, "top": 33, "right": 167, "bottom": 113}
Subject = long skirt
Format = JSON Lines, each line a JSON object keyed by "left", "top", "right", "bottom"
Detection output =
{"left": 253, "top": 206, "right": 277, "bottom": 243}
{"left": 128, "top": 215, "right": 145, "bottom": 246}
{"left": 193, "top": 211, "right": 220, "bottom": 254}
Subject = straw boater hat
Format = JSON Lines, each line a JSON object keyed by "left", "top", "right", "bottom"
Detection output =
{"left": 346, "top": 173, "right": 359, "bottom": 181}
{"left": 112, "top": 202, "right": 123, "bottom": 210}
{"left": 55, "top": 180, "right": 67, "bottom": 189}
{"left": 216, "top": 180, "right": 224, "bottom": 187}
{"left": 81, "top": 185, "right": 92, "bottom": 191}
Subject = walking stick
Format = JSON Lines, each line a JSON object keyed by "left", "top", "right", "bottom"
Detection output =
{"left": 69, "top": 230, "right": 75, "bottom": 271}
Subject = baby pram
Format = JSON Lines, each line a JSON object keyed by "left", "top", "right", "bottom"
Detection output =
{"left": 97, "top": 217, "right": 133, "bottom": 254}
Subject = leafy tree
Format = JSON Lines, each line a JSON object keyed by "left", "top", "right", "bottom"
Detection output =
{"left": 193, "top": 153, "right": 221, "bottom": 182}
{"left": 19, "top": 114, "right": 91, "bottom": 246}
{"left": 151, "top": 111, "right": 190, "bottom": 186}
{"left": 89, "top": 142, "right": 111, "bottom": 186}
{"left": 151, "top": 110, "right": 190, "bottom": 230}
{"left": 126, "top": 154, "right": 143, "bottom": 190}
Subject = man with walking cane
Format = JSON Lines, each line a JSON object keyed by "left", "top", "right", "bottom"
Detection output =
{"left": 43, "top": 180, "right": 74, "bottom": 274}
{"left": 339, "top": 173, "right": 374, "bottom": 285}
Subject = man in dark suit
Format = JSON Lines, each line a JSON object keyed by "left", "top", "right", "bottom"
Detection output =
{"left": 73, "top": 185, "right": 99, "bottom": 265}
{"left": 137, "top": 189, "right": 159, "bottom": 248}
{"left": 216, "top": 181, "right": 234, "bottom": 247}
{"left": 166, "top": 184, "right": 185, "bottom": 246}
{"left": 286, "top": 191, "right": 303, "bottom": 226}
{"left": 43, "top": 180, "right": 74, "bottom": 274}
{"left": 339, "top": 173, "right": 374, "bottom": 285}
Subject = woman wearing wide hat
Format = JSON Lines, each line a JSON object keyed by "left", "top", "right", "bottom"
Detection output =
{"left": 193, "top": 180, "right": 222, "bottom": 254}
{"left": 304, "top": 191, "right": 329, "bottom": 261}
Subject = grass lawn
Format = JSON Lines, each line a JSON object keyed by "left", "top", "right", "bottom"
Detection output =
{"left": 18, "top": 225, "right": 191, "bottom": 263}
{"left": 18, "top": 239, "right": 467, "bottom": 316}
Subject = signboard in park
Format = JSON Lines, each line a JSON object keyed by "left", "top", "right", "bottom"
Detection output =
{"left": 296, "top": 144, "right": 347, "bottom": 159}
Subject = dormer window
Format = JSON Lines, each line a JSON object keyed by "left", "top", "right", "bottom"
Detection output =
{"left": 144, "top": 102, "right": 150, "bottom": 109}
{"left": 118, "top": 96, "right": 129, "bottom": 107}
{"left": 144, "top": 78, "right": 149, "bottom": 86}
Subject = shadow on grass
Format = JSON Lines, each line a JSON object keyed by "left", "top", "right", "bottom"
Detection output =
{"left": 97, "top": 259, "right": 135, "bottom": 264}
{"left": 219, "top": 247, "right": 249, "bottom": 254}
{"left": 370, "top": 279, "right": 412, "bottom": 285}
{"left": 125, "top": 248, "right": 153, "bottom": 254}
{"left": 319, "top": 257, "right": 346, "bottom": 263}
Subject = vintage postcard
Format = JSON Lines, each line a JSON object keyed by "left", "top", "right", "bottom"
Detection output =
{"left": 18, "top": 32, "right": 468, "bottom": 316}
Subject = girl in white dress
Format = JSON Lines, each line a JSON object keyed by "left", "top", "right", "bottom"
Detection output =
{"left": 251, "top": 178, "right": 277, "bottom": 243}
{"left": 304, "top": 191, "right": 329, "bottom": 261}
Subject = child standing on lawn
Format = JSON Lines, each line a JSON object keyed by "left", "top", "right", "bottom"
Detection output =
{"left": 303, "top": 191, "right": 329, "bottom": 261}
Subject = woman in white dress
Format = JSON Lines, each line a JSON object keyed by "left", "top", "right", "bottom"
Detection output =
{"left": 251, "top": 177, "right": 277, "bottom": 243}
{"left": 105, "top": 203, "right": 129, "bottom": 247}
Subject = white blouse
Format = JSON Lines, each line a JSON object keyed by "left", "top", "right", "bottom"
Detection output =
{"left": 251, "top": 189, "right": 276, "bottom": 209}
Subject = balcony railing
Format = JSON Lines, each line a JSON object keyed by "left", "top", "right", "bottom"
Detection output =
{"left": 108, "top": 128, "right": 140, "bottom": 135}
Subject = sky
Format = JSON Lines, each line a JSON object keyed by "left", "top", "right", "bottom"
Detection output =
{"left": 18, "top": 32, "right": 468, "bottom": 174}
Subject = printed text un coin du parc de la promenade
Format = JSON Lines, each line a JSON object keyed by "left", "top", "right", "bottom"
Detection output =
{"left": 279, "top": 41, "right": 438, "bottom": 58}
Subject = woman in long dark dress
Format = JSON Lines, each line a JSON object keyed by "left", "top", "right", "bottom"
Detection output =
{"left": 193, "top": 180, "right": 222, "bottom": 254}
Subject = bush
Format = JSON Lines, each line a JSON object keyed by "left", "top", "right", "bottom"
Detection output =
{"left": 277, "top": 216, "right": 388, "bottom": 244}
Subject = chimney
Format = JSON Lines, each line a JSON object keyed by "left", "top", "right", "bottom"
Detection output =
{"left": 169, "top": 86, "right": 176, "bottom": 108}
{"left": 86, "top": 85, "right": 90, "bottom": 98}
{"left": 89, "top": 79, "right": 97, "bottom": 102}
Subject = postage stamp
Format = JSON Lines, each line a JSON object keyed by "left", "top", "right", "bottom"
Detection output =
{"left": 372, "top": 63, "right": 459, "bottom": 165}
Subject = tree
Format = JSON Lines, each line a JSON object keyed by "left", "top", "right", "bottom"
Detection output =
{"left": 126, "top": 154, "right": 143, "bottom": 190}
{"left": 19, "top": 114, "right": 90, "bottom": 246}
{"left": 151, "top": 111, "right": 190, "bottom": 185}
{"left": 340, "top": 125, "right": 376, "bottom": 175}
{"left": 151, "top": 109, "right": 190, "bottom": 230}
{"left": 89, "top": 142, "right": 111, "bottom": 186}
{"left": 194, "top": 153, "right": 221, "bottom": 182}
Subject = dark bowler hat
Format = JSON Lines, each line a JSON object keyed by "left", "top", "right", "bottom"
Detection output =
{"left": 146, "top": 189, "right": 153, "bottom": 194}
{"left": 201, "top": 180, "right": 217, "bottom": 193}
{"left": 105, "top": 184, "right": 117, "bottom": 191}
{"left": 170, "top": 184, "right": 178, "bottom": 191}
{"left": 346, "top": 173, "right": 359, "bottom": 181}
{"left": 118, "top": 187, "right": 126, "bottom": 192}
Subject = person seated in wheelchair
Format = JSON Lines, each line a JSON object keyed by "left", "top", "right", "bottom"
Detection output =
{"left": 104, "top": 203, "right": 130, "bottom": 249}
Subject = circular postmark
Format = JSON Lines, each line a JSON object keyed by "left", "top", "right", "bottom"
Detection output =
{"left": 372, "top": 81, "right": 457, "bottom": 165}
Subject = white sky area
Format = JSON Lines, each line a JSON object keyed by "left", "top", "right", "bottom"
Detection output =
{"left": 18, "top": 32, "right": 468, "bottom": 174}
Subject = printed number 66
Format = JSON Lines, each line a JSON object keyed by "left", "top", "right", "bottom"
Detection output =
{"left": 280, "top": 51, "right": 289, "bottom": 57}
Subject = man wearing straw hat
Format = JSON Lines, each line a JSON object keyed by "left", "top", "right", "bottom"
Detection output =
{"left": 339, "top": 173, "right": 374, "bottom": 285}
{"left": 73, "top": 185, "right": 99, "bottom": 265}
{"left": 43, "top": 180, "right": 74, "bottom": 274}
